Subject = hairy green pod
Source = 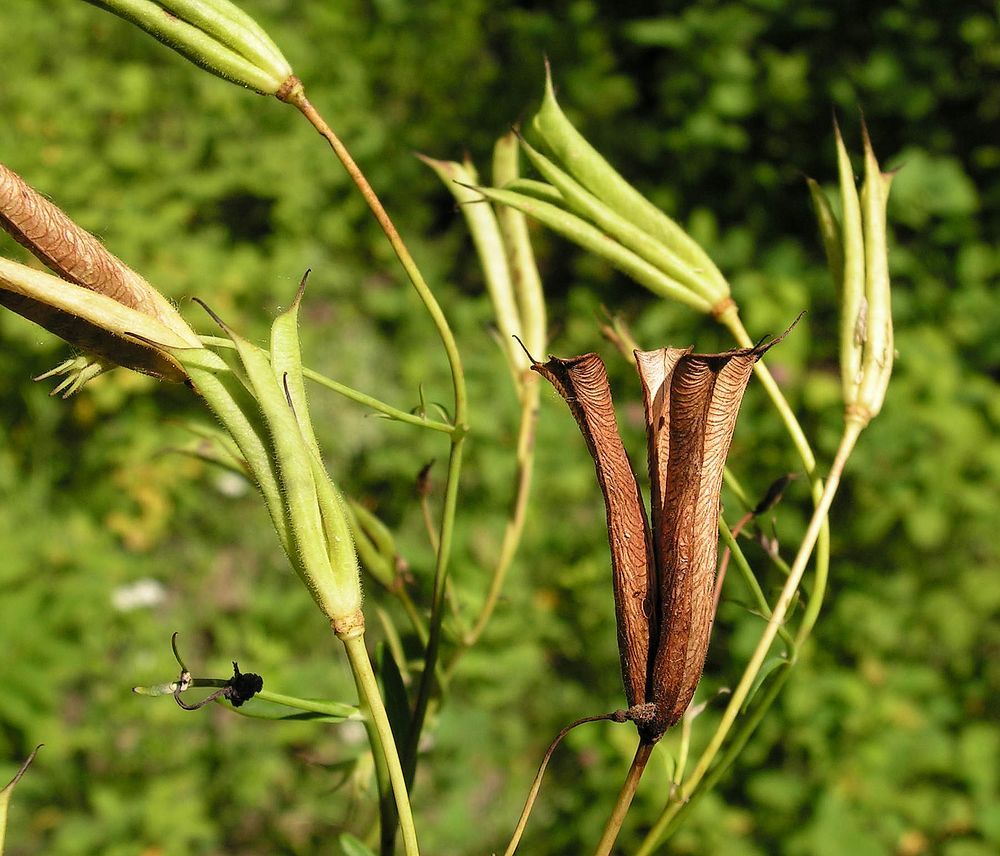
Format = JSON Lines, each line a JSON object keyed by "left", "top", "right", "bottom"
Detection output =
{"left": 531, "top": 65, "right": 729, "bottom": 298}
{"left": 84, "top": 0, "right": 293, "bottom": 95}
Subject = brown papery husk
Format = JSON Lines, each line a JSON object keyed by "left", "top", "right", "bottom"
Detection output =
{"left": 635, "top": 340, "right": 775, "bottom": 739}
{"left": 532, "top": 352, "right": 654, "bottom": 708}
{"left": 0, "top": 163, "right": 197, "bottom": 342}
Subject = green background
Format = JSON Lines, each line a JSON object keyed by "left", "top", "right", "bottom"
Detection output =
{"left": 1, "top": 1, "right": 997, "bottom": 854}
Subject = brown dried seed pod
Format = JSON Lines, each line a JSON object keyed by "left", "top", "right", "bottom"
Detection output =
{"left": 636, "top": 345, "right": 762, "bottom": 736}
{"left": 532, "top": 352, "right": 654, "bottom": 708}
{"left": 0, "top": 162, "right": 186, "bottom": 331}
{"left": 536, "top": 324, "right": 796, "bottom": 742}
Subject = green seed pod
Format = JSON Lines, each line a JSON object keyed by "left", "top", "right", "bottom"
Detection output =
{"left": 531, "top": 64, "right": 730, "bottom": 299}
{"left": 174, "top": 344, "right": 293, "bottom": 558}
{"left": 806, "top": 177, "right": 844, "bottom": 293}
{"left": 419, "top": 154, "right": 527, "bottom": 375}
{"left": 855, "top": 125, "right": 894, "bottom": 423}
{"left": 84, "top": 0, "right": 294, "bottom": 95}
{"left": 492, "top": 132, "right": 548, "bottom": 361}
{"left": 269, "top": 285, "right": 363, "bottom": 630}
{"left": 814, "top": 121, "right": 894, "bottom": 426}
{"left": 834, "top": 121, "right": 866, "bottom": 406}
{"left": 517, "top": 136, "right": 722, "bottom": 305}
{"left": 202, "top": 305, "right": 362, "bottom": 628}
{"left": 472, "top": 185, "right": 713, "bottom": 314}
{"left": 498, "top": 178, "right": 566, "bottom": 207}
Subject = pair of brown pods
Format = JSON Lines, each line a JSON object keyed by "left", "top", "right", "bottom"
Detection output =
{"left": 534, "top": 337, "right": 779, "bottom": 742}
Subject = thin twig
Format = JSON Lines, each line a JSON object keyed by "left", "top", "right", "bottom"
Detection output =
{"left": 502, "top": 712, "right": 628, "bottom": 856}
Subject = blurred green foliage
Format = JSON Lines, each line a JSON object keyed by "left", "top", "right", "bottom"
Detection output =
{"left": 0, "top": 1, "right": 997, "bottom": 854}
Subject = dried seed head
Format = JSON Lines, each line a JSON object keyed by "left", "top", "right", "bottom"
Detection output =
{"left": 532, "top": 352, "right": 654, "bottom": 708}
{"left": 0, "top": 163, "right": 200, "bottom": 384}
{"left": 0, "top": 164, "right": 189, "bottom": 330}
{"left": 636, "top": 344, "right": 765, "bottom": 736}
{"left": 537, "top": 327, "right": 793, "bottom": 741}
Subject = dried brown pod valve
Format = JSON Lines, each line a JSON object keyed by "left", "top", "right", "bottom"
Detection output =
{"left": 533, "top": 328, "right": 793, "bottom": 742}
{"left": 0, "top": 162, "right": 201, "bottom": 386}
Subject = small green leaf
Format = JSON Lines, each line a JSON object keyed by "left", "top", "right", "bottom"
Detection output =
{"left": 339, "top": 832, "right": 378, "bottom": 856}
{"left": 742, "top": 657, "right": 790, "bottom": 712}
{"left": 376, "top": 643, "right": 411, "bottom": 748}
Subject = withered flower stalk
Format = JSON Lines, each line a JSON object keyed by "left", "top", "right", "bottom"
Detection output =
{"left": 534, "top": 334, "right": 787, "bottom": 742}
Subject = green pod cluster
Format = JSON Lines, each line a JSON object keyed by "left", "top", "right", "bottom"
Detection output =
{"left": 179, "top": 285, "right": 363, "bottom": 633}
{"left": 84, "top": 0, "right": 294, "bottom": 95}
{"left": 475, "top": 65, "right": 731, "bottom": 316}
{"left": 809, "top": 121, "right": 894, "bottom": 425}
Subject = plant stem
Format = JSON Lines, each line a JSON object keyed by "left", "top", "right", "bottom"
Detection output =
{"left": 199, "top": 335, "right": 455, "bottom": 434}
{"left": 304, "top": 366, "right": 455, "bottom": 434}
{"left": 340, "top": 631, "right": 420, "bottom": 856}
{"left": 636, "top": 420, "right": 862, "bottom": 854}
{"left": 287, "top": 83, "right": 470, "bottom": 805}
{"left": 285, "top": 88, "right": 467, "bottom": 429}
{"left": 639, "top": 665, "right": 792, "bottom": 848}
{"left": 502, "top": 713, "right": 624, "bottom": 856}
{"left": 405, "top": 435, "right": 465, "bottom": 776}
{"left": 592, "top": 741, "right": 655, "bottom": 856}
{"left": 718, "top": 307, "right": 814, "bottom": 472}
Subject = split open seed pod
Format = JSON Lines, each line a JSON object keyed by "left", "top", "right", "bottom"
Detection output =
{"left": 0, "top": 163, "right": 202, "bottom": 390}
{"left": 533, "top": 332, "right": 789, "bottom": 742}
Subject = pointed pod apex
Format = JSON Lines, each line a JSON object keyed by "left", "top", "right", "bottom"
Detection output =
{"left": 292, "top": 269, "right": 311, "bottom": 310}
{"left": 192, "top": 296, "right": 231, "bottom": 334}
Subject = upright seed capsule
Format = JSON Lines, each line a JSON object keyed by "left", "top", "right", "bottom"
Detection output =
{"left": 534, "top": 329, "right": 792, "bottom": 741}
{"left": 531, "top": 353, "right": 653, "bottom": 710}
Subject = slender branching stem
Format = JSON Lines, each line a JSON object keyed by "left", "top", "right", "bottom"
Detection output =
{"left": 406, "top": 436, "right": 465, "bottom": 775}
{"left": 502, "top": 713, "right": 625, "bottom": 856}
{"left": 592, "top": 741, "right": 655, "bottom": 856}
{"left": 341, "top": 632, "right": 420, "bottom": 856}
{"left": 636, "top": 420, "right": 863, "bottom": 854}
{"left": 285, "top": 89, "right": 468, "bottom": 428}
{"left": 199, "top": 336, "right": 455, "bottom": 433}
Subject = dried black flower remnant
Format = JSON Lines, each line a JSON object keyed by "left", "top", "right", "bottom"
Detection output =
{"left": 227, "top": 662, "right": 264, "bottom": 708}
